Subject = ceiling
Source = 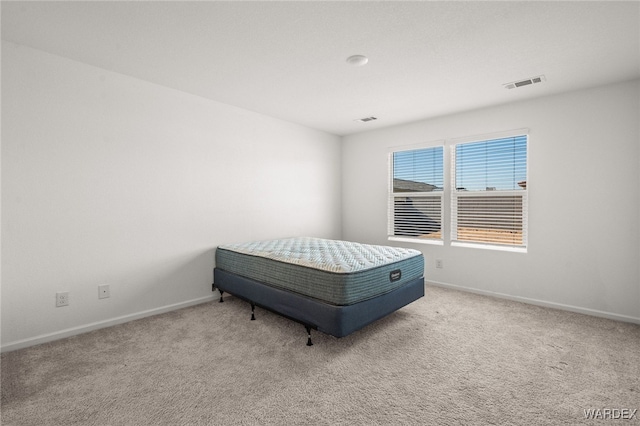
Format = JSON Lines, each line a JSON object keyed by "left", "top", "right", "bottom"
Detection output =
{"left": 2, "top": 1, "right": 639, "bottom": 136}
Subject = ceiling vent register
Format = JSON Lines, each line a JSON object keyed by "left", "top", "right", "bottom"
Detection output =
{"left": 504, "top": 75, "right": 546, "bottom": 89}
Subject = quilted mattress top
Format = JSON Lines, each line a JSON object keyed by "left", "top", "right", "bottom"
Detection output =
{"left": 217, "top": 237, "right": 422, "bottom": 274}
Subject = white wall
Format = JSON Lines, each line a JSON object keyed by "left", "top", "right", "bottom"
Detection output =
{"left": 1, "top": 42, "right": 342, "bottom": 350}
{"left": 2, "top": 41, "right": 638, "bottom": 353}
{"left": 342, "top": 79, "right": 640, "bottom": 323}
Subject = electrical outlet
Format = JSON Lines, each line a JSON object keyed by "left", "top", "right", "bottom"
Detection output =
{"left": 436, "top": 259, "right": 444, "bottom": 269}
{"left": 98, "top": 285, "right": 110, "bottom": 299}
{"left": 56, "top": 292, "right": 69, "bottom": 307}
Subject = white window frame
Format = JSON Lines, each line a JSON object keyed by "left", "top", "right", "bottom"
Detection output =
{"left": 388, "top": 143, "right": 445, "bottom": 246}
{"left": 388, "top": 130, "right": 529, "bottom": 252}
{"left": 449, "top": 130, "right": 529, "bottom": 253}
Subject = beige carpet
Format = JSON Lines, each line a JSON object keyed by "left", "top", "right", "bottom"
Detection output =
{"left": 2, "top": 285, "right": 639, "bottom": 425}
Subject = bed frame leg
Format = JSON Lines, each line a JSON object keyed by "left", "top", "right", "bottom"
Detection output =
{"left": 250, "top": 303, "right": 256, "bottom": 321}
{"left": 218, "top": 289, "right": 224, "bottom": 303}
{"left": 305, "top": 326, "right": 313, "bottom": 346}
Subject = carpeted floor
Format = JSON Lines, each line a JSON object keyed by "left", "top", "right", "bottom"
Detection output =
{"left": 2, "top": 285, "right": 639, "bottom": 425}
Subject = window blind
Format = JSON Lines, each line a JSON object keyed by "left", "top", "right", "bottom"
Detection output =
{"left": 451, "top": 135, "right": 528, "bottom": 248}
{"left": 389, "top": 146, "right": 443, "bottom": 241}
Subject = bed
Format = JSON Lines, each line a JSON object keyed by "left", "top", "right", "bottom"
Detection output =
{"left": 213, "top": 237, "right": 425, "bottom": 345}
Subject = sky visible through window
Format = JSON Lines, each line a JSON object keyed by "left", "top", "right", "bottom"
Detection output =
{"left": 393, "top": 146, "right": 444, "bottom": 190}
{"left": 392, "top": 136, "right": 527, "bottom": 192}
{"left": 456, "top": 136, "right": 527, "bottom": 191}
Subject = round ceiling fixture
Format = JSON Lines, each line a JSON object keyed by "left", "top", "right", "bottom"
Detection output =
{"left": 346, "top": 55, "right": 368, "bottom": 66}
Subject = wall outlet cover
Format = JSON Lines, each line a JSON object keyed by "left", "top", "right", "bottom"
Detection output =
{"left": 56, "top": 292, "right": 69, "bottom": 307}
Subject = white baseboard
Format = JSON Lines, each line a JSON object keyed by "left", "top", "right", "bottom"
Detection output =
{"left": 427, "top": 280, "right": 640, "bottom": 325}
{"left": 1, "top": 295, "right": 216, "bottom": 353}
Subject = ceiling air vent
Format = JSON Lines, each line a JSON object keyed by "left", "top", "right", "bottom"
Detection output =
{"left": 504, "top": 75, "right": 546, "bottom": 90}
{"left": 355, "top": 116, "right": 378, "bottom": 123}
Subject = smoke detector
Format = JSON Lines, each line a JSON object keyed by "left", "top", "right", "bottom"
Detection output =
{"left": 346, "top": 55, "right": 369, "bottom": 66}
{"left": 504, "top": 75, "right": 546, "bottom": 89}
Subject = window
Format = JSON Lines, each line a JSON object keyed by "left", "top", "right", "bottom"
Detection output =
{"left": 388, "top": 146, "right": 444, "bottom": 243}
{"left": 388, "top": 131, "right": 528, "bottom": 251}
{"left": 451, "top": 134, "right": 528, "bottom": 249}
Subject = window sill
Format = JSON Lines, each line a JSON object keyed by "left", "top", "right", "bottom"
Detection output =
{"left": 388, "top": 236, "right": 444, "bottom": 246}
{"left": 451, "top": 241, "right": 527, "bottom": 253}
